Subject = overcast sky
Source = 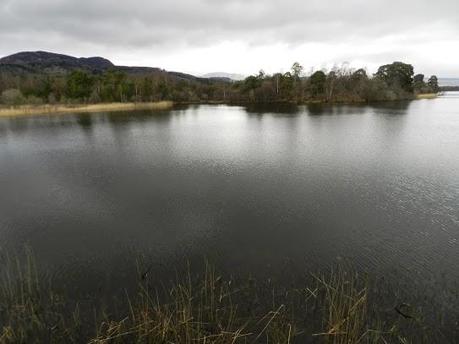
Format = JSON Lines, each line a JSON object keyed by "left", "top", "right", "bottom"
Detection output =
{"left": 1, "top": 0, "right": 458, "bottom": 77}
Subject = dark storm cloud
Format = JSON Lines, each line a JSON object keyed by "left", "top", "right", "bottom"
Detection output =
{"left": 1, "top": 0, "right": 458, "bottom": 74}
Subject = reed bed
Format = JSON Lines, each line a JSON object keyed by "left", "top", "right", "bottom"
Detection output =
{"left": 415, "top": 93, "right": 438, "bottom": 100}
{"left": 0, "top": 102, "right": 174, "bottom": 117}
{"left": 0, "top": 249, "right": 444, "bottom": 343}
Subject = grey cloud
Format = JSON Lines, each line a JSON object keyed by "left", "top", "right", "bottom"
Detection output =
{"left": 2, "top": 0, "right": 458, "bottom": 45}
{"left": 0, "top": 0, "right": 458, "bottom": 74}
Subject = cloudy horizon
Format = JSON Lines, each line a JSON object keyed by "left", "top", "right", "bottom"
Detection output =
{"left": 1, "top": 0, "right": 458, "bottom": 77}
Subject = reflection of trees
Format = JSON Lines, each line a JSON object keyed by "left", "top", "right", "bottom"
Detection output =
{"left": 243, "top": 103, "right": 300, "bottom": 116}
{"left": 76, "top": 114, "right": 93, "bottom": 129}
{"left": 306, "top": 101, "right": 410, "bottom": 117}
{"left": 2, "top": 117, "right": 30, "bottom": 134}
{"left": 103, "top": 109, "right": 176, "bottom": 125}
{"left": 371, "top": 101, "right": 411, "bottom": 114}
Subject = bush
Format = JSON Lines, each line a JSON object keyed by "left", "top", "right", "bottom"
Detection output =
{"left": 1, "top": 89, "right": 25, "bottom": 106}
{"left": 48, "top": 93, "right": 57, "bottom": 104}
{"left": 26, "top": 95, "right": 43, "bottom": 105}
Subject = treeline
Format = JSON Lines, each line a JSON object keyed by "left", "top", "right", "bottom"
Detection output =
{"left": 440, "top": 86, "right": 459, "bottom": 92}
{"left": 0, "top": 62, "right": 439, "bottom": 106}
{"left": 228, "top": 62, "right": 439, "bottom": 103}
{"left": 0, "top": 69, "right": 227, "bottom": 105}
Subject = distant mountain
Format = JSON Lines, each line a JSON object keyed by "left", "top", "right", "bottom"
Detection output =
{"left": 0, "top": 51, "right": 114, "bottom": 73}
{"left": 201, "top": 72, "right": 246, "bottom": 81}
{"left": 0, "top": 51, "right": 229, "bottom": 84}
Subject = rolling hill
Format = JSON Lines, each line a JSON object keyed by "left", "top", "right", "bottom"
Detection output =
{"left": 0, "top": 51, "right": 227, "bottom": 84}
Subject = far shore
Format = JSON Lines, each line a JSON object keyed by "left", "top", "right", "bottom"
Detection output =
{"left": 0, "top": 94, "right": 440, "bottom": 118}
{"left": 0, "top": 101, "right": 174, "bottom": 117}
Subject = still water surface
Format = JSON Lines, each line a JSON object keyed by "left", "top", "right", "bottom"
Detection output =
{"left": 0, "top": 95, "right": 458, "bottom": 298}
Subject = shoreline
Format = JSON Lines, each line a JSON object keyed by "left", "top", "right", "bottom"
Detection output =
{"left": 416, "top": 93, "right": 438, "bottom": 99}
{"left": 0, "top": 93, "right": 438, "bottom": 118}
{"left": 0, "top": 101, "right": 174, "bottom": 118}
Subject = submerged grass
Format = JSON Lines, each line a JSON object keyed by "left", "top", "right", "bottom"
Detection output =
{"left": 0, "top": 101, "right": 174, "bottom": 117}
{"left": 0, "top": 249, "right": 448, "bottom": 343}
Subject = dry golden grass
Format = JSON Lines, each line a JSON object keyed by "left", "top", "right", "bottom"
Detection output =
{"left": 312, "top": 270, "right": 370, "bottom": 343}
{"left": 0, "top": 101, "right": 174, "bottom": 117}
{"left": 415, "top": 93, "right": 438, "bottom": 100}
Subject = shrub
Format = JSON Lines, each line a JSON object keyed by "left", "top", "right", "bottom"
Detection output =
{"left": 1, "top": 89, "right": 25, "bottom": 106}
{"left": 26, "top": 95, "right": 43, "bottom": 105}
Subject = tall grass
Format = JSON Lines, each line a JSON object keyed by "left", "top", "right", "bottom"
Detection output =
{"left": 0, "top": 250, "right": 442, "bottom": 343}
{"left": 311, "top": 270, "right": 368, "bottom": 343}
{"left": 90, "top": 263, "right": 296, "bottom": 344}
{"left": 0, "top": 248, "right": 82, "bottom": 343}
{"left": 415, "top": 93, "right": 438, "bottom": 100}
{"left": 0, "top": 101, "right": 174, "bottom": 117}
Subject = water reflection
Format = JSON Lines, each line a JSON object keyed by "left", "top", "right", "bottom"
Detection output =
{"left": 0, "top": 99, "right": 458, "bottom": 342}
{"left": 0, "top": 101, "right": 412, "bottom": 136}
{"left": 0, "top": 100, "right": 458, "bottom": 311}
{"left": 2, "top": 116, "right": 31, "bottom": 134}
{"left": 371, "top": 100, "right": 411, "bottom": 115}
{"left": 76, "top": 114, "right": 93, "bottom": 129}
{"left": 243, "top": 102, "right": 301, "bottom": 115}
{"left": 305, "top": 103, "right": 329, "bottom": 115}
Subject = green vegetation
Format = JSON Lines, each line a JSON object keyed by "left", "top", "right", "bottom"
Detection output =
{"left": 0, "top": 62, "right": 439, "bottom": 108}
{"left": 0, "top": 249, "right": 448, "bottom": 343}
{"left": 413, "top": 74, "right": 440, "bottom": 94}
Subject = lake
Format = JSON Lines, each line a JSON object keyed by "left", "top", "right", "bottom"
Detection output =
{"left": 1, "top": 95, "right": 458, "bottom": 326}
{"left": 439, "top": 78, "right": 459, "bottom": 87}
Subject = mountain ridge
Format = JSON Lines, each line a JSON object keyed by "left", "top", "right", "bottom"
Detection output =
{"left": 0, "top": 51, "right": 228, "bottom": 84}
{"left": 0, "top": 51, "right": 114, "bottom": 72}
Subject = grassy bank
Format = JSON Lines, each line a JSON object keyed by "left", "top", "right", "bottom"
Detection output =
{"left": 416, "top": 93, "right": 438, "bottom": 100}
{"left": 0, "top": 95, "right": 441, "bottom": 119}
{"left": 0, "top": 250, "right": 446, "bottom": 343}
{"left": 0, "top": 101, "right": 174, "bottom": 118}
